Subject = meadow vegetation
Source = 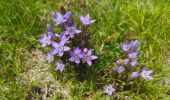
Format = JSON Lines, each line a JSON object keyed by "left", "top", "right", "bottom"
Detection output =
{"left": 0, "top": 0, "right": 170, "bottom": 99}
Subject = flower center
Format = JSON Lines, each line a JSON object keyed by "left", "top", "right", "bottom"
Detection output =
{"left": 85, "top": 19, "right": 89, "bottom": 24}
{"left": 57, "top": 45, "right": 64, "bottom": 52}
{"left": 108, "top": 88, "right": 112, "bottom": 92}
{"left": 144, "top": 73, "right": 148, "bottom": 77}
{"left": 84, "top": 55, "right": 91, "bottom": 61}
{"left": 73, "top": 55, "right": 79, "bottom": 59}
{"left": 129, "top": 54, "right": 135, "bottom": 58}
{"left": 68, "top": 28, "right": 73, "bottom": 33}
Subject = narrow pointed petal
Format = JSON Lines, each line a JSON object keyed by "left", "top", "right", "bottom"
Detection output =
{"left": 51, "top": 49, "right": 58, "bottom": 54}
{"left": 75, "top": 29, "right": 82, "bottom": 34}
{"left": 75, "top": 60, "right": 80, "bottom": 64}
{"left": 87, "top": 61, "right": 92, "bottom": 66}
{"left": 87, "top": 49, "right": 92, "bottom": 55}
{"left": 86, "top": 13, "right": 90, "bottom": 20}
{"left": 60, "top": 40, "right": 66, "bottom": 46}
{"left": 64, "top": 46, "right": 70, "bottom": 51}
{"left": 90, "top": 20, "right": 96, "bottom": 24}
{"left": 80, "top": 15, "right": 84, "bottom": 23}
{"left": 52, "top": 42, "right": 59, "bottom": 48}
{"left": 58, "top": 52, "right": 64, "bottom": 57}
{"left": 63, "top": 31, "right": 69, "bottom": 35}
{"left": 91, "top": 55, "right": 98, "bottom": 60}
{"left": 148, "top": 70, "right": 153, "bottom": 74}
{"left": 42, "top": 43, "right": 47, "bottom": 48}
{"left": 51, "top": 18, "right": 60, "bottom": 24}
{"left": 148, "top": 77, "right": 153, "bottom": 80}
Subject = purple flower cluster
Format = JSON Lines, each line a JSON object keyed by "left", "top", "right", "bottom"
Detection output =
{"left": 114, "top": 40, "right": 153, "bottom": 80}
{"left": 39, "top": 10, "right": 98, "bottom": 72}
{"left": 104, "top": 40, "right": 153, "bottom": 96}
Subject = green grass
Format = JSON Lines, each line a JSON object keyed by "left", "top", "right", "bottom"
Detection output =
{"left": 0, "top": 0, "right": 170, "bottom": 99}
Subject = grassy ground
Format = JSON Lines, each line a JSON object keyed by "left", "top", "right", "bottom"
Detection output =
{"left": 0, "top": 0, "right": 170, "bottom": 99}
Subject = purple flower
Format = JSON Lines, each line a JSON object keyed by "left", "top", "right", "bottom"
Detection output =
{"left": 141, "top": 67, "right": 153, "bottom": 80}
{"left": 55, "top": 61, "right": 65, "bottom": 72}
{"left": 116, "top": 60, "right": 121, "bottom": 65}
{"left": 39, "top": 33, "right": 52, "bottom": 47}
{"left": 51, "top": 11, "right": 67, "bottom": 25}
{"left": 130, "top": 60, "right": 138, "bottom": 68}
{"left": 104, "top": 85, "right": 116, "bottom": 95}
{"left": 118, "top": 66, "right": 125, "bottom": 74}
{"left": 130, "top": 40, "right": 140, "bottom": 51}
{"left": 69, "top": 47, "right": 83, "bottom": 64}
{"left": 128, "top": 52, "right": 140, "bottom": 59}
{"left": 123, "top": 59, "right": 130, "bottom": 65}
{"left": 131, "top": 72, "right": 139, "bottom": 79}
{"left": 82, "top": 49, "right": 98, "bottom": 66}
{"left": 121, "top": 42, "right": 132, "bottom": 52}
{"left": 80, "top": 13, "right": 96, "bottom": 26}
{"left": 63, "top": 12, "right": 73, "bottom": 25}
{"left": 51, "top": 41, "right": 70, "bottom": 57}
{"left": 60, "top": 35, "right": 70, "bottom": 44}
{"left": 63, "top": 24, "right": 81, "bottom": 38}
{"left": 45, "top": 53, "right": 54, "bottom": 63}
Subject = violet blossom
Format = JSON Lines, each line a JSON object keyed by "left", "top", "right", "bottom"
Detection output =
{"left": 121, "top": 42, "right": 132, "bottom": 52}
{"left": 82, "top": 49, "right": 98, "bottom": 66}
{"left": 55, "top": 61, "right": 65, "bottom": 72}
{"left": 45, "top": 53, "right": 54, "bottom": 63}
{"left": 51, "top": 41, "right": 70, "bottom": 57}
{"left": 123, "top": 59, "right": 130, "bottom": 65}
{"left": 104, "top": 85, "right": 116, "bottom": 95}
{"left": 128, "top": 52, "right": 140, "bottom": 59}
{"left": 51, "top": 11, "right": 67, "bottom": 25}
{"left": 130, "top": 60, "right": 138, "bottom": 68}
{"left": 63, "top": 24, "right": 81, "bottom": 38}
{"left": 39, "top": 33, "right": 52, "bottom": 47}
{"left": 141, "top": 67, "right": 153, "bottom": 80}
{"left": 130, "top": 40, "right": 140, "bottom": 51}
{"left": 63, "top": 12, "right": 73, "bottom": 25}
{"left": 69, "top": 47, "right": 83, "bottom": 64}
{"left": 116, "top": 59, "right": 121, "bottom": 65}
{"left": 131, "top": 72, "right": 139, "bottom": 79}
{"left": 80, "top": 13, "right": 96, "bottom": 26}
{"left": 118, "top": 66, "right": 125, "bottom": 74}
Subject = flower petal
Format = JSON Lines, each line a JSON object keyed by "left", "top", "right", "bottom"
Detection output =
{"left": 91, "top": 55, "right": 98, "bottom": 60}
{"left": 147, "top": 70, "right": 153, "bottom": 75}
{"left": 75, "top": 29, "right": 81, "bottom": 34}
{"left": 58, "top": 52, "right": 64, "bottom": 57}
{"left": 75, "top": 60, "right": 80, "bottom": 64}
{"left": 87, "top": 49, "right": 92, "bottom": 55}
{"left": 42, "top": 43, "right": 47, "bottom": 48}
{"left": 64, "top": 46, "right": 71, "bottom": 51}
{"left": 69, "top": 57, "right": 74, "bottom": 62}
{"left": 52, "top": 42, "right": 59, "bottom": 48}
{"left": 51, "top": 49, "right": 58, "bottom": 54}
{"left": 80, "top": 15, "right": 84, "bottom": 23}
{"left": 87, "top": 61, "right": 92, "bottom": 66}
{"left": 90, "top": 20, "right": 96, "bottom": 24}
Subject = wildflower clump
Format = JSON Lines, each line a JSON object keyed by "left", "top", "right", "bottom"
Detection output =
{"left": 39, "top": 10, "right": 98, "bottom": 72}
{"left": 104, "top": 40, "right": 153, "bottom": 95}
